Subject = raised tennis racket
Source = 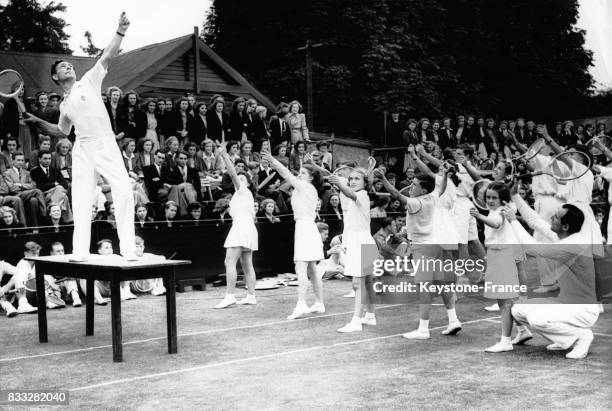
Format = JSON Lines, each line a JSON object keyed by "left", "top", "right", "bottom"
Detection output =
{"left": 516, "top": 150, "right": 591, "bottom": 182}
{"left": 0, "top": 69, "right": 24, "bottom": 99}
{"left": 471, "top": 179, "right": 492, "bottom": 211}
{"left": 585, "top": 135, "right": 612, "bottom": 156}
{"left": 330, "top": 156, "right": 376, "bottom": 177}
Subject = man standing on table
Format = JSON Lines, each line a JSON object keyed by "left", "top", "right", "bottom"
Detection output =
{"left": 26, "top": 12, "right": 137, "bottom": 260}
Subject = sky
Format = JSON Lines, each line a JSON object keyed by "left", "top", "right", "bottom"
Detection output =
{"left": 36, "top": 0, "right": 612, "bottom": 90}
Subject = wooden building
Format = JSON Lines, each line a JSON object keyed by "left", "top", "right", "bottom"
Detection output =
{"left": 0, "top": 28, "right": 275, "bottom": 109}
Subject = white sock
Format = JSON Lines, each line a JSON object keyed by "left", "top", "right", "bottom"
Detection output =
{"left": 446, "top": 308, "right": 458, "bottom": 323}
{"left": 418, "top": 319, "right": 429, "bottom": 331}
{"left": 500, "top": 336, "right": 511, "bottom": 344}
{"left": 516, "top": 325, "right": 527, "bottom": 333}
{"left": 18, "top": 296, "right": 28, "bottom": 305}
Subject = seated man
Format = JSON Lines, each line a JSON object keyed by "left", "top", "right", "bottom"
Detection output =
{"left": 30, "top": 150, "right": 73, "bottom": 223}
{"left": 48, "top": 241, "right": 82, "bottom": 307}
{"left": 130, "top": 235, "right": 166, "bottom": 296}
{"left": 0, "top": 172, "right": 28, "bottom": 227}
{"left": 3, "top": 151, "right": 46, "bottom": 227}
{"left": 0, "top": 137, "right": 18, "bottom": 173}
{"left": 143, "top": 149, "right": 168, "bottom": 203}
{"left": 168, "top": 150, "right": 201, "bottom": 216}
{"left": 504, "top": 192, "right": 603, "bottom": 359}
{"left": 15, "top": 241, "right": 64, "bottom": 310}
{"left": 88, "top": 239, "right": 137, "bottom": 301}
{"left": 373, "top": 217, "right": 410, "bottom": 276}
{"left": 29, "top": 135, "right": 52, "bottom": 170}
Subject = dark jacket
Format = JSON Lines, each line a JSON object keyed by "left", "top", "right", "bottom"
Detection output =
{"left": 269, "top": 117, "right": 290, "bottom": 147}
{"left": 30, "top": 165, "right": 69, "bottom": 192}
{"left": 205, "top": 110, "right": 230, "bottom": 143}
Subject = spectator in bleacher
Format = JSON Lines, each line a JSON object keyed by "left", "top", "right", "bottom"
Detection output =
{"left": 0, "top": 205, "right": 24, "bottom": 232}
{"left": 454, "top": 115, "right": 466, "bottom": 144}
{"left": 386, "top": 111, "right": 403, "bottom": 148}
{"left": 321, "top": 193, "right": 342, "bottom": 222}
{"left": 161, "top": 200, "right": 179, "bottom": 228}
{"left": 417, "top": 118, "right": 432, "bottom": 144}
{"left": 143, "top": 98, "right": 160, "bottom": 151}
{"left": 0, "top": 136, "right": 19, "bottom": 173}
{"left": 525, "top": 120, "right": 537, "bottom": 143}
{"left": 172, "top": 97, "right": 195, "bottom": 147}
{"left": 240, "top": 140, "right": 260, "bottom": 164}
{"left": 286, "top": 100, "right": 310, "bottom": 144}
{"left": 258, "top": 139, "right": 272, "bottom": 155}
{"left": 316, "top": 141, "right": 333, "bottom": 170}
{"left": 439, "top": 117, "right": 454, "bottom": 148}
{"left": 229, "top": 97, "right": 247, "bottom": 141}
{"left": 257, "top": 156, "right": 281, "bottom": 193}
{"left": 596, "top": 121, "right": 607, "bottom": 136}
{"left": 211, "top": 197, "right": 231, "bottom": 223}
{"left": 103, "top": 201, "right": 117, "bottom": 229}
{"left": 157, "top": 98, "right": 174, "bottom": 145}
{"left": 0, "top": 172, "right": 27, "bottom": 227}
{"left": 370, "top": 196, "right": 390, "bottom": 218}
{"left": 388, "top": 198, "right": 402, "bottom": 215}
{"left": 464, "top": 115, "right": 477, "bottom": 144}
{"left": 199, "top": 139, "right": 220, "bottom": 176}
{"left": 50, "top": 138, "right": 72, "bottom": 182}
{"left": 403, "top": 118, "right": 418, "bottom": 146}
{"left": 430, "top": 119, "right": 441, "bottom": 145}
{"left": 274, "top": 143, "right": 289, "bottom": 168}
{"left": 120, "top": 90, "right": 147, "bottom": 143}
{"left": 32, "top": 91, "right": 59, "bottom": 125}
{"left": 184, "top": 142, "right": 204, "bottom": 172}
{"left": 131, "top": 236, "right": 166, "bottom": 296}
{"left": 192, "top": 102, "right": 208, "bottom": 144}
{"left": 252, "top": 106, "right": 270, "bottom": 145}
{"left": 30, "top": 150, "right": 73, "bottom": 222}
{"left": 269, "top": 103, "right": 291, "bottom": 148}
{"left": 185, "top": 93, "right": 196, "bottom": 116}
{"left": 47, "top": 93, "right": 60, "bottom": 110}
{"left": 122, "top": 138, "right": 142, "bottom": 180}
{"left": 373, "top": 217, "right": 410, "bottom": 276}
{"left": 181, "top": 201, "right": 204, "bottom": 226}
{"left": 29, "top": 135, "right": 52, "bottom": 170}
{"left": 206, "top": 94, "right": 230, "bottom": 145}
{"left": 1, "top": 85, "right": 34, "bottom": 159}
{"left": 172, "top": 150, "right": 201, "bottom": 213}
{"left": 134, "top": 202, "right": 153, "bottom": 228}
{"left": 105, "top": 86, "right": 124, "bottom": 143}
{"left": 164, "top": 136, "right": 180, "bottom": 169}
{"left": 242, "top": 98, "right": 257, "bottom": 141}
{"left": 3, "top": 152, "right": 46, "bottom": 227}
{"left": 289, "top": 140, "right": 307, "bottom": 175}
{"left": 583, "top": 123, "right": 595, "bottom": 141}
{"left": 220, "top": 158, "right": 246, "bottom": 195}
{"left": 136, "top": 138, "right": 155, "bottom": 168}
{"left": 143, "top": 149, "right": 167, "bottom": 203}
{"left": 257, "top": 198, "right": 280, "bottom": 223}
{"left": 575, "top": 123, "right": 585, "bottom": 142}
{"left": 40, "top": 203, "right": 68, "bottom": 233}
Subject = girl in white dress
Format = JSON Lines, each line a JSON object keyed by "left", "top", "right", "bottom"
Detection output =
{"left": 214, "top": 143, "right": 258, "bottom": 309}
{"left": 329, "top": 170, "right": 378, "bottom": 333}
{"left": 470, "top": 182, "right": 522, "bottom": 352}
{"left": 262, "top": 153, "right": 325, "bottom": 319}
{"left": 143, "top": 98, "right": 160, "bottom": 151}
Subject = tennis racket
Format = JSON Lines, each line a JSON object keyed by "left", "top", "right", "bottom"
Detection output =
{"left": 330, "top": 156, "right": 376, "bottom": 177}
{"left": 471, "top": 179, "right": 492, "bottom": 211}
{"left": 516, "top": 151, "right": 591, "bottom": 182}
{"left": 585, "top": 135, "right": 612, "bottom": 156}
{"left": 0, "top": 69, "right": 24, "bottom": 99}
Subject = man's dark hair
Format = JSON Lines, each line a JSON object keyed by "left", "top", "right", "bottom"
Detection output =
{"left": 50, "top": 59, "right": 67, "bottom": 85}
{"left": 561, "top": 204, "right": 584, "bottom": 234}
{"left": 380, "top": 217, "right": 395, "bottom": 229}
{"left": 38, "top": 150, "right": 52, "bottom": 159}
{"left": 234, "top": 159, "right": 246, "bottom": 167}
{"left": 416, "top": 174, "right": 436, "bottom": 194}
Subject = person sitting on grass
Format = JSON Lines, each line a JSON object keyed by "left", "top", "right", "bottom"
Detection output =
{"left": 16, "top": 241, "right": 66, "bottom": 309}
{"left": 0, "top": 259, "right": 34, "bottom": 316}
{"left": 48, "top": 241, "right": 82, "bottom": 307}
{"left": 130, "top": 236, "right": 166, "bottom": 296}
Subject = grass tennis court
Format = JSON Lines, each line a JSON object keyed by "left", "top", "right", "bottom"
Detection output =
{"left": 1, "top": 279, "right": 610, "bottom": 410}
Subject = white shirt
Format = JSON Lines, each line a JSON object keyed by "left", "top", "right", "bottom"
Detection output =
{"left": 405, "top": 191, "right": 439, "bottom": 243}
{"left": 58, "top": 61, "right": 113, "bottom": 142}
{"left": 531, "top": 154, "right": 558, "bottom": 196}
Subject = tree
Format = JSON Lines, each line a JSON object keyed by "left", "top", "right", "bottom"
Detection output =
{"left": 204, "top": 0, "right": 593, "bottom": 137}
{"left": 81, "top": 31, "right": 101, "bottom": 57}
{"left": 0, "top": 0, "right": 72, "bottom": 54}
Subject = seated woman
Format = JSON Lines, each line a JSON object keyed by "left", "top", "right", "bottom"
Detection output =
{"left": 199, "top": 139, "right": 221, "bottom": 177}
{"left": 273, "top": 143, "right": 289, "bottom": 168}
{"left": 136, "top": 138, "right": 155, "bottom": 169}
{"left": 50, "top": 138, "right": 72, "bottom": 182}
{"left": 289, "top": 141, "right": 308, "bottom": 175}
{"left": 185, "top": 142, "right": 204, "bottom": 173}
{"left": 122, "top": 138, "right": 150, "bottom": 204}
{"left": 0, "top": 206, "right": 25, "bottom": 234}
{"left": 40, "top": 203, "right": 68, "bottom": 233}
{"left": 182, "top": 201, "right": 204, "bottom": 226}
{"left": 134, "top": 202, "right": 153, "bottom": 229}
{"left": 370, "top": 196, "right": 390, "bottom": 218}
{"left": 240, "top": 140, "right": 260, "bottom": 164}
{"left": 321, "top": 193, "right": 343, "bottom": 222}
{"left": 159, "top": 200, "right": 179, "bottom": 228}
{"left": 257, "top": 198, "right": 280, "bottom": 223}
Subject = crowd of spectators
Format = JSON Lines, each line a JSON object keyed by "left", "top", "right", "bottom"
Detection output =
{"left": 0, "top": 88, "right": 610, "bottom": 240}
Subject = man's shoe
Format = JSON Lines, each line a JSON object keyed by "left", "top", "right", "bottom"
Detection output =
{"left": 566, "top": 330, "right": 594, "bottom": 359}
{"left": 17, "top": 300, "right": 37, "bottom": 314}
{"left": 484, "top": 303, "right": 500, "bottom": 312}
{"left": 402, "top": 329, "right": 430, "bottom": 340}
{"left": 95, "top": 297, "right": 108, "bottom": 306}
{"left": 533, "top": 284, "right": 560, "bottom": 294}
{"left": 484, "top": 341, "right": 513, "bottom": 352}
{"left": 441, "top": 321, "right": 462, "bottom": 335}
{"left": 308, "top": 302, "right": 325, "bottom": 314}
{"left": 511, "top": 329, "right": 533, "bottom": 345}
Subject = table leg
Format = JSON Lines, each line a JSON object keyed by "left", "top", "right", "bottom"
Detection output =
{"left": 86, "top": 279, "right": 94, "bottom": 336}
{"left": 36, "top": 271, "right": 47, "bottom": 343}
{"left": 110, "top": 278, "right": 123, "bottom": 362}
{"left": 166, "top": 268, "right": 178, "bottom": 354}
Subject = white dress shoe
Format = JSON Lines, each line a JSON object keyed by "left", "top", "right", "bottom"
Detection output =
{"left": 441, "top": 322, "right": 462, "bottom": 335}
{"left": 402, "top": 329, "right": 430, "bottom": 340}
{"left": 287, "top": 302, "right": 309, "bottom": 319}
{"left": 484, "top": 341, "right": 513, "bottom": 352}
{"left": 236, "top": 294, "right": 257, "bottom": 305}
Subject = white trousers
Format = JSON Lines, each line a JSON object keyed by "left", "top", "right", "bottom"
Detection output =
{"left": 72, "top": 137, "right": 135, "bottom": 256}
{"left": 512, "top": 302, "right": 599, "bottom": 348}
{"left": 534, "top": 194, "right": 563, "bottom": 285}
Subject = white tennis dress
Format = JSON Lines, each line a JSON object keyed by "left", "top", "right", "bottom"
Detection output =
{"left": 291, "top": 180, "right": 324, "bottom": 261}
{"left": 224, "top": 185, "right": 258, "bottom": 251}
{"left": 432, "top": 174, "right": 460, "bottom": 249}
{"left": 343, "top": 190, "right": 376, "bottom": 277}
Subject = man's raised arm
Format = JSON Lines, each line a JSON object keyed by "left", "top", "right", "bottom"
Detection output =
{"left": 99, "top": 12, "right": 130, "bottom": 70}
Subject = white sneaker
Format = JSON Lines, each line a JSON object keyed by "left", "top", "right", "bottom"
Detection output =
{"left": 441, "top": 321, "right": 462, "bottom": 335}
{"left": 95, "top": 297, "right": 108, "bottom": 306}
{"left": 120, "top": 289, "right": 137, "bottom": 301}
{"left": 151, "top": 286, "right": 166, "bottom": 296}
{"left": 214, "top": 295, "right": 237, "bottom": 309}
{"left": 565, "top": 330, "right": 594, "bottom": 359}
{"left": 337, "top": 318, "right": 363, "bottom": 333}
{"left": 308, "top": 302, "right": 325, "bottom": 314}
{"left": 287, "top": 302, "right": 309, "bottom": 319}
{"left": 236, "top": 294, "right": 257, "bottom": 305}
{"left": 511, "top": 329, "right": 533, "bottom": 345}
{"left": 402, "top": 329, "right": 430, "bottom": 339}
{"left": 71, "top": 292, "right": 82, "bottom": 307}
{"left": 484, "top": 341, "right": 513, "bottom": 352}
{"left": 1, "top": 301, "right": 17, "bottom": 317}
{"left": 484, "top": 303, "right": 500, "bottom": 312}
{"left": 546, "top": 342, "right": 568, "bottom": 351}
{"left": 17, "top": 300, "right": 37, "bottom": 314}
{"left": 361, "top": 313, "right": 376, "bottom": 326}
{"left": 343, "top": 290, "right": 356, "bottom": 298}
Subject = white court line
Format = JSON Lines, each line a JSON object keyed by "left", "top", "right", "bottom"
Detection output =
{"left": 0, "top": 304, "right": 405, "bottom": 362}
{"left": 70, "top": 316, "right": 501, "bottom": 392}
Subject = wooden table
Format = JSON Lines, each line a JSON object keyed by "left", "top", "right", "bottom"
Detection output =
{"left": 26, "top": 255, "right": 191, "bottom": 362}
